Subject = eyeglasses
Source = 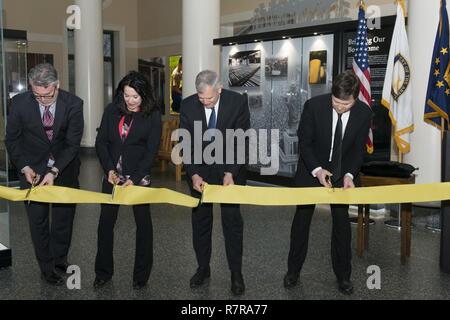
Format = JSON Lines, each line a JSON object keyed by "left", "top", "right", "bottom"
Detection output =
{"left": 32, "top": 87, "right": 57, "bottom": 100}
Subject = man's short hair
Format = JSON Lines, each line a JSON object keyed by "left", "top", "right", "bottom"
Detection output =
{"left": 331, "top": 70, "right": 360, "bottom": 100}
{"left": 195, "top": 70, "right": 222, "bottom": 93}
{"left": 28, "top": 63, "right": 59, "bottom": 87}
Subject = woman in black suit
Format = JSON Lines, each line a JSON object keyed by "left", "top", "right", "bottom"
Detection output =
{"left": 93, "top": 71, "right": 162, "bottom": 290}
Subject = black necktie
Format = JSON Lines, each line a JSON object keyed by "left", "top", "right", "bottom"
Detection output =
{"left": 331, "top": 113, "right": 343, "bottom": 180}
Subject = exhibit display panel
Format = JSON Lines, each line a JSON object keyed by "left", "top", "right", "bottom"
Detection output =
{"left": 216, "top": 14, "right": 396, "bottom": 184}
{"left": 343, "top": 27, "right": 393, "bottom": 161}
{"left": 221, "top": 34, "right": 334, "bottom": 178}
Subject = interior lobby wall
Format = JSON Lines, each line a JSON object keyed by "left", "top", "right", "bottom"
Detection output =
{"left": 2, "top": 0, "right": 139, "bottom": 90}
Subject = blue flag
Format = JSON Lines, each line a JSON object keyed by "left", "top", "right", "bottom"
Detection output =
{"left": 424, "top": 0, "right": 450, "bottom": 131}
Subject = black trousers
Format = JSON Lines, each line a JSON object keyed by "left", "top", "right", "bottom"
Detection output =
{"left": 287, "top": 204, "right": 352, "bottom": 281}
{"left": 95, "top": 180, "right": 153, "bottom": 283}
{"left": 189, "top": 169, "right": 244, "bottom": 273}
{"left": 25, "top": 202, "right": 76, "bottom": 274}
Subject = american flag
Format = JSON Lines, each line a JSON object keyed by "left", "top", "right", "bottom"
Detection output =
{"left": 352, "top": 2, "right": 374, "bottom": 154}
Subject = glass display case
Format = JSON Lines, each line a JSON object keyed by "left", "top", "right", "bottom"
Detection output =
{"left": 1, "top": 31, "right": 28, "bottom": 185}
{"left": 218, "top": 15, "right": 396, "bottom": 185}
{"left": 221, "top": 34, "right": 334, "bottom": 179}
{"left": 4, "top": 39, "right": 27, "bottom": 100}
{"left": 139, "top": 58, "right": 166, "bottom": 114}
{"left": 0, "top": 0, "right": 12, "bottom": 268}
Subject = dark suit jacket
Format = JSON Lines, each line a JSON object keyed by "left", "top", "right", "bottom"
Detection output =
{"left": 179, "top": 89, "right": 250, "bottom": 185}
{"left": 294, "top": 93, "right": 372, "bottom": 187}
{"left": 95, "top": 103, "right": 162, "bottom": 185}
{"left": 5, "top": 90, "right": 84, "bottom": 189}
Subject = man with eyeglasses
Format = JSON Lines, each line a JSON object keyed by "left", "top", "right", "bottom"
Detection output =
{"left": 283, "top": 70, "right": 372, "bottom": 295}
{"left": 5, "top": 63, "right": 84, "bottom": 286}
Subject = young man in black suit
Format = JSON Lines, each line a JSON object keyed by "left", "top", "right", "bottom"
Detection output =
{"left": 284, "top": 70, "right": 372, "bottom": 295}
{"left": 179, "top": 70, "right": 250, "bottom": 296}
{"left": 5, "top": 63, "right": 84, "bottom": 286}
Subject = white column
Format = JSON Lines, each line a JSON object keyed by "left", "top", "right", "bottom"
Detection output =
{"left": 182, "top": 0, "right": 220, "bottom": 97}
{"left": 404, "top": 0, "right": 447, "bottom": 184}
{"left": 74, "top": 0, "right": 104, "bottom": 147}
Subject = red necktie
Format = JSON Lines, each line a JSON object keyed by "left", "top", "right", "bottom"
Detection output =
{"left": 43, "top": 106, "right": 54, "bottom": 141}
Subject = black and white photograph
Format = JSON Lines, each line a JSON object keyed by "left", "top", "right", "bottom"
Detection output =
{"left": 309, "top": 50, "right": 327, "bottom": 84}
{"left": 228, "top": 50, "right": 261, "bottom": 87}
{"left": 248, "top": 93, "right": 263, "bottom": 109}
{"left": 2, "top": 0, "right": 450, "bottom": 311}
{"left": 265, "top": 57, "right": 288, "bottom": 77}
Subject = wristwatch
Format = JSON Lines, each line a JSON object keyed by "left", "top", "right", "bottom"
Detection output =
{"left": 48, "top": 167, "right": 59, "bottom": 178}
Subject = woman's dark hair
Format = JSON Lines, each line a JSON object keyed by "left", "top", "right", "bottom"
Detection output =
{"left": 114, "top": 71, "right": 158, "bottom": 116}
{"left": 331, "top": 70, "right": 360, "bottom": 100}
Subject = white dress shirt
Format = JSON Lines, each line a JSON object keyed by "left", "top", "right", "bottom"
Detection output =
{"left": 312, "top": 108, "right": 353, "bottom": 179}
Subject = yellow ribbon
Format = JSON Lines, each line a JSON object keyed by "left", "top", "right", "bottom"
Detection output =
{"left": 1, "top": 183, "right": 450, "bottom": 208}
{"left": 202, "top": 183, "right": 450, "bottom": 206}
{"left": 0, "top": 185, "right": 199, "bottom": 208}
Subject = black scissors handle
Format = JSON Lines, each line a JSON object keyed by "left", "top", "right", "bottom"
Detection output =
{"left": 325, "top": 175, "right": 333, "bottom": 188}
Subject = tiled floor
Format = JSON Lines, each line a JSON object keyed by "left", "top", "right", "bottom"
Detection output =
{"left": 1, "top": 153, "right": 450, "bottom": 300}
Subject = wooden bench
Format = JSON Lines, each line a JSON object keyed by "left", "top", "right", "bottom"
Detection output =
{"left": 356, "top": 174, "right": 415, "bottom": 264}
{"left": 157, "top": 118, "right": 183, "bottom": 182}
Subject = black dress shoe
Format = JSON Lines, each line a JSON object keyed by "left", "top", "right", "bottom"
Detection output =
{"left": 41, "top": 271, "right": 64, "bottom": 286}
{"left": 190, "top": 268, "right": 210, "bottom": 288}
{"left": 231, "top": 272, "right": 245, "bottom": 296}
{"left": 55, "top": 262, "right": 70, "bottom": 273}
{"left": 338, "top": 279, "right": 354, "bottom": 295}
{"left": 133, "top": 280, "right": 148, "bottom": 290}
{"left": 283, "top": 272, "right": 299, "bottom": 288}
{"left": 93, "top": 277, "right": 111, "bottom": 289}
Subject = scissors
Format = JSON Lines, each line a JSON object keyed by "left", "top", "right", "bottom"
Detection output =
{"left": 199, "top": 182, "right": 207, "bottom": 206}
{"left": 326, "top": 173, "right": 345, "bottom": 192}
{"left": 111, "top": 171, "right": 119, "bottom": 201}
{"left": 325, "top": 175, "right": 335, "bottom": 192}
{"left": 26, "top": 174, "right": 40, "bottom": 205}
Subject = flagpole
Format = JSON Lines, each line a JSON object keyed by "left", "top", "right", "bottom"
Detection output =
{"left": 383, "top": 0, "right": 413, "bottom": 230}
{"left": 396, "top": 0, "right": 407, "bottom": 17}
{"left": 442, "top": 117, "right": 446, "bottom": 140}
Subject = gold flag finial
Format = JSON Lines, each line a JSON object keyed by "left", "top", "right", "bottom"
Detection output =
{"left": 358, "top": 0, "right": 367, "bottom": 11}
{"left": 395, "top": 0, "right": 407, "bottom": 17}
